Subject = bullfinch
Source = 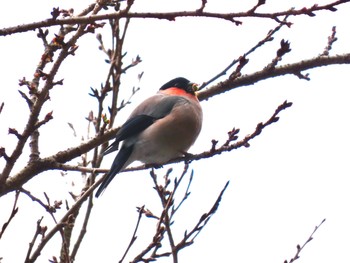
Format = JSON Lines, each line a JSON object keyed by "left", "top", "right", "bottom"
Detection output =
{"left": 95, "top": 77, "right": 203, "bottom": 197}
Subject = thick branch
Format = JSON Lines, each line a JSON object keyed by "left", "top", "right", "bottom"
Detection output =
{"left": 1, "top": 0, "right": 348, "bottom": 36}
{"left": 198, "top": 53, "right": 350, "bottom": 101}
{"left": 0, "top": 127, "right": 118, "bottom": 197}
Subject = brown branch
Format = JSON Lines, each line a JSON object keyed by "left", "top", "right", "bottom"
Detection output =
{"left": 107, "top": 15, "right": 132, "bottom": 127}
{"left": 1, "top": 0, "right": 348, "bottom": 36}
{"left": 26, "top": 177, "right": 103, "bottom": 263}
{"left": 0, "top": 32, "right": 80, "bottom": 184}
{"left": 198, "top": 53, "right": 350, "bottom": 101}
{"left": 130, "top": 166, "right": 192, "bottom": 262}
{"left": 20, "top": 188, "right": 61, "bottom": 217}
{"left": 159, "top": 166, "right": 191, "bottom": 263}
{"left": 199, "top": 16, "right": 288, "bottom": 90}
{"left": 0, "top": 124, "right": 117, "bottom": 196}
{"left": 119, "top": 206, "right": 145, "bottom": 263}
{"left": 0, "top": 1, "right": 106, "bottom": 190}
{"left": 174, "top": 181, "right": 230, "bottom": 250}
{"left": 69, "top": 189, "right": 94, "bottom": 261}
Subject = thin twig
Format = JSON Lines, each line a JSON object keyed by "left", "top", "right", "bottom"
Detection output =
{"left": 24, "top": 217, "right": 45, "bottom": 263}
{"left": 119, "top": 206, "right": 145, "bottom": 263}
{"left": 199, "top": 10, "right": 290, "bottom": 90}
{"left": 175, "top": 181, "right": 230, "bottom": 250}
{"left": 171, "top": 170, "right": 194, "bottom": 218}
{"left": 285, "top": 219, "right": 326, "bottom": 263}
{"left": 0, "top": 190, "right": 20, "bottom": 239}
{"left": 27, "top": 177, "right": 103, "bottom": 263}
{"left": 70, "top": 193, "right": 94, "bottom": 261}
{"left": 321, "top": 26, "right": 338, "bottom": 56}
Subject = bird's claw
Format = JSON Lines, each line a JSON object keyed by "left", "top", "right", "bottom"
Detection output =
{"left": 183, "top": 152, "right": 194, "bottom": 164}
{"left": 146, "top": 163, "right": 163, "bottom": 169}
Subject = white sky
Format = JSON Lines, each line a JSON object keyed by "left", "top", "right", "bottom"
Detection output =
{"left": 1, "top": 0, "right": 350, "bottom": 262}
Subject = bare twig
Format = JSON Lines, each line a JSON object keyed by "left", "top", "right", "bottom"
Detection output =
{"left": 199, "top": 15, "right": 290, "bottom": 90}
{"left": 171, "top": 170, "right": 194, "bottom": 218}
{"left": 196, "top": 0, "right": 207, "bottom": 13}
{"left": 284, "top": 219, "right": 326, "bottom": 263}
{"left": 0, "top": 191, "right": 20, "bottom": 239}
{"left": 321, "top": 26, "right": 338, "bottom": 56}
{"left": 130, "top": 166, "right": 191, "bottom": 262}
{"left": 69, "top": 190, "right": 94, "bottom": 261}
{"left": 119, "top": 206, "right": 145, "bottom": 263}
{"left": 265, "top": 39, "right": 292, "bottom": 70}
{"left": 20, "top": 188, "right": 61, "bottom": 218}
{"left": 27, "top": 177, "right": 103, "bottom": 263}
{"left": 24, "top": 217, "right": 46, "bottom": 263}
{"left": 175, "top": 181, "right": 230, "bottom": 250}
{"left": 247, "top": 0, "right": 266, "bottom": 14}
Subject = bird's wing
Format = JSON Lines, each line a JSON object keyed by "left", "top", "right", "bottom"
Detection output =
{"left": 129, "top": 94, "right": 186, "bottom": 119}
{"left": 103, "top": 95, "right": 186, "bottom": 155}
{"left": 103, "top": 115, "right": 155, "bottom": 155}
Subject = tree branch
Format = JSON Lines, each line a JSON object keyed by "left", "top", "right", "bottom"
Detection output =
{"left": 0, "top": 191, "right": 19, "bottom": 239}
{"left": 27, "top": 177, "right": 102, "bottom": 263}
{"left": 198, "top": 53, "right": 350, "bottom": 101}
{"left": 1, "top": 0, "right": 348, "bottom": 36}
{"left": 284, "top": 219, "right": 326, "bottom": 263}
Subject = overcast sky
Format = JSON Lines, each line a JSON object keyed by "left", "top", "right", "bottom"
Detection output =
{"left": 1, "top": 1, "right": 350, "bottom": 262}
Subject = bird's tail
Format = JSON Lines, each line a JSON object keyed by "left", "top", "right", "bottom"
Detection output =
{"left": 95, "top": 146, "right": 133, "bottom": 197}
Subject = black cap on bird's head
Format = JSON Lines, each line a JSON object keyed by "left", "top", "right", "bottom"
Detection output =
{"left": 160, "top": 77, "right": 198, "bottom": 95}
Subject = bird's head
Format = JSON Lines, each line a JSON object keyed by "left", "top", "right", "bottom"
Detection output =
{"left": 160, "top": 77, "right": 198, "bottom": 96}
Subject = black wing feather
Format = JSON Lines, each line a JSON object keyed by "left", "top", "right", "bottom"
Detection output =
{"left": 103, "top": 115, "right": 155, "bottom": 155}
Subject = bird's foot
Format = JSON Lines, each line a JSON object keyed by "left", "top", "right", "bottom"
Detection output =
{"left": 145, "top": 163, "right": 163, "bottom": 169}
{"left": 183, "top": 152, "right": 195, "bottom": 164}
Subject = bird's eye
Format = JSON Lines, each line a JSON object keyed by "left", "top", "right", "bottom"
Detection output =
{"left": 192, "top": 83, "right": 199, "bottom": 92}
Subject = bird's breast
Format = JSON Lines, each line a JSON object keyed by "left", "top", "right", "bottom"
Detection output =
{"left": 130, "top": 98, "right": 202, "bottom": 164}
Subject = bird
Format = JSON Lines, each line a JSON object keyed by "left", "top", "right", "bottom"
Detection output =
{"left": 95, "top": 77, "right": 203, "bottom": 197}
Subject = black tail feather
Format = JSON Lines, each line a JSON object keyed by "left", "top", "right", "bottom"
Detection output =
{"left": 95, "top": 146, "right": 133, "bottom": 197}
